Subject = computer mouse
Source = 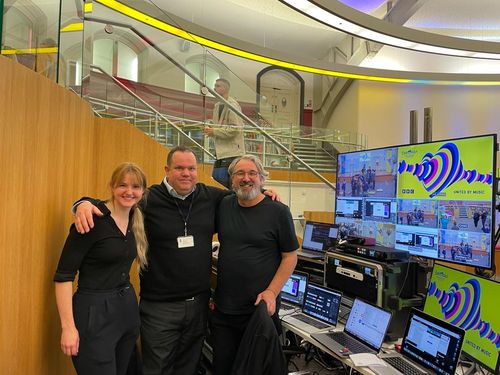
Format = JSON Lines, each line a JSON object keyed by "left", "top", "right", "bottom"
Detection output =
{"left": 339, "top": 347, "right": 350, "bottom": 355}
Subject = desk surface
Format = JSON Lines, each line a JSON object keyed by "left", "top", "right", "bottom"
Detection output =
{"left": 281, "top": 315, "right": 485, "bottom": 375}
{"left": 280, "top": 315, "right": 375, "bottom": 375}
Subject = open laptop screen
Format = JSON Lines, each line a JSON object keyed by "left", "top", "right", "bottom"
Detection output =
{"left": 345, "top": 298, "right": 392, "bottom": 351}
{"left": 301, "top": 221, "right": 339, "bottom": 252}
{"left": 281, "top": 271, "right": 308, "bottom": 306}
{"left": 401, "top": 309, "right": 465, "bottom": 375}
{"left": 302, "top": 283, "right": 342, "bottom": 326}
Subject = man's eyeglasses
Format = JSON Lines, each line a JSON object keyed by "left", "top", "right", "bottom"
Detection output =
{"left": 233, "top": 170, "right": 260, "bottom": 178}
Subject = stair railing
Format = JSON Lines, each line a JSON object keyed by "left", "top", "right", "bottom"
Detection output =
{"left": 83, "top": 16, "right": 336, "bottom": 190}
{"left": 88, "top": 64, "right": 215, "bottom": 159}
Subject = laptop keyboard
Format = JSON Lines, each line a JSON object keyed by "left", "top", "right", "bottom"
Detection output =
{"left": 327, "top": 332, "right": 369, "bottom": 353}
{"left": 384, "top": 357, "right": 425, "bottom": 375}
{"left": 281, "top": 303, "right": 294, "bottom": 311}
{"left": 293, "top": 314, "right": 330, "bottom": 329}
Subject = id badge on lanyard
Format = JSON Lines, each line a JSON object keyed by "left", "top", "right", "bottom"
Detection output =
{"left": 175, "top": 197, "right": 195, "bottom": 248}
{"left": 177, "top": 235, "right": 195, "bottom": 248}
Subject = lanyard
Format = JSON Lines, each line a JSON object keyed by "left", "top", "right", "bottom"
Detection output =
{"left": 174, "top": 197, "right": 194, "bottom": 236}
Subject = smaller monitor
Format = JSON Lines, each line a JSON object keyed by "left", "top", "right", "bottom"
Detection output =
{"left": 400, "top": 308, "right": 465, "bottom": 375}
{"left": 301, "top": 221, "right": 339, "bottom": 252}
{"left": 365, "top": 198, "right": 394, "bottom": 220}
{"left": 335, "top": 197, "right": 363, "bottom": 219}
{"left": 302, "top": 283, "right": 342, "bottom": 326}
{"left": 281, "top": 271, "right": 308, "bottom": 306}
{"left": 424, "top": 263, "right": 500, "bottom": 373}
{"left": 345, "top": 298, "right": 392, "bottom": 351}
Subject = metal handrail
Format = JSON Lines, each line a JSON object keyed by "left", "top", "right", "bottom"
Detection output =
{"left": 84, "top": 16, "right": 336, "bottom": 190}
{"left": 86, "top": 96, "right": 357, "bottom": 154}
{"left": 88, "top": 65, "right": 215, "bottom": 159}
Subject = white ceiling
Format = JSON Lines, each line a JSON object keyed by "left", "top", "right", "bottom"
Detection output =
{"left": 149, "top": 0, "right": 500, "bottom": 73}
{"left": 7, "top": 0, "right": 500, "bottom": 75}
{"left": 406, "top": 0, "right": 500, "bottom": 33}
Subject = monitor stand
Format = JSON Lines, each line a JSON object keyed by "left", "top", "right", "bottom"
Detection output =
{"left": 459, "top": 359, "right": 479, "bottom": 375}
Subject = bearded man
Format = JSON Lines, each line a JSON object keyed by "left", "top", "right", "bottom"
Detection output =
{"left": 209, "top": 154, "right": 299, "bottom": 375}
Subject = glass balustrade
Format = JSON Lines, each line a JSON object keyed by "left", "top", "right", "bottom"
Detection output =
{"left": 1, "top": 0, "right": 367, "bottom": 216}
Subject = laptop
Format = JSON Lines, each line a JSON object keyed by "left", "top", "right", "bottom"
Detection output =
{"left": 370, "top": 308, "right": 465, "bottom": 375}
{"left": 279, "top": 271, "right": 309, "bottom": 315}
{"left": 311, "top": 297, "right": 391, "bottom": 355}
{"left": 298, "top": 221, "right": 339, "bottom": 259}
{"left": 282, "top": 283, "right": 342, "bottom": 334}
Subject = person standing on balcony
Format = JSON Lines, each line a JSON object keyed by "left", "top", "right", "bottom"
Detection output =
{"left": 204, "top": 78, "right": 245, "bottom": 188}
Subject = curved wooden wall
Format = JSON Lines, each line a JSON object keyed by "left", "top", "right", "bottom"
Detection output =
{"left": 0, "top": 56, "right": 214, "bottom": 374}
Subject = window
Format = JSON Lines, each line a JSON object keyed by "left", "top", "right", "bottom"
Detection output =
{"left": 185, "top": 55, "right": 224, "bottom": 95}
{"left": 92, "top": 39, "right": 138, "bottom": 81}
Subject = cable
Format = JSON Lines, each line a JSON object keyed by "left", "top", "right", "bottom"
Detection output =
{"left": 396, "top": 260, "right": 412, "bottom": 299}
{"left": 279, "top": 306, "right": 302, "bottom": 320}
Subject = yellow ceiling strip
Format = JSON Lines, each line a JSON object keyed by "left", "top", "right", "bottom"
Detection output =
{"left": 1, "top": 47, "right": 58, "bottom": 54}
{"left": 94, "top": 0, "right": 500, "bottom": 85}
{"left": 61, "top": 22, "right": 84, "bottom": 32}
{"left": 94, "top": 0, "right": 410, "bottom": 83}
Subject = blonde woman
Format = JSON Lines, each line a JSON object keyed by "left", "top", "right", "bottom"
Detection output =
{"left": 54, "top": 163, "right": 148, "bottom": 375}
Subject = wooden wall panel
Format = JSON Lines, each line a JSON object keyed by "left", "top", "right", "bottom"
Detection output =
{"left": 303, "top": 211, "right": 334, "bottom": 224}
{"left": 0, "top": 56, "right": 222, "bottom": 374}
{"left": 0, "top": 56, "right": 95, "bottom": 375}
{"left": 267, "top": 169, "right": 336, "bottom": 183}
{"left": 93, "top": 118, "right": 167, "bottom": 197}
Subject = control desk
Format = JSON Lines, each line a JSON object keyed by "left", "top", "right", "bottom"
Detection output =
{"left": 324, "top": 250, "right": 425, "bottom": 340}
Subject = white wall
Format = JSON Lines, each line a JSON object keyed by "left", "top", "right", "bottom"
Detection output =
{"left": 265, "top": 180, "right": 335, "bottom": 218}
{"left": 328, "top": 80, "right": 500, "bottom": 166}
{"left": 328, "top": 80, "right": 360, "bottom": 146}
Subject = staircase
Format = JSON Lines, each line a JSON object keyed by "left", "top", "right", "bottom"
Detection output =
{"left": 292, "top": 140, "right": 336, "bottom": 172}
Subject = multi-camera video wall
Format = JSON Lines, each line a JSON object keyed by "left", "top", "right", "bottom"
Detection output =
{"left": 335, "top": 135, "right": 497, "bottom": 268}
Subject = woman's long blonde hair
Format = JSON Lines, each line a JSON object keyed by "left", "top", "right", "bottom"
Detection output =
{"left": 109, "top": 162, "right": 148, "bottom": 272}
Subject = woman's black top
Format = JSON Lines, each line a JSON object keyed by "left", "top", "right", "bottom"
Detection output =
{"left": 53, "top": 202, "right": 137, "bottom": 290}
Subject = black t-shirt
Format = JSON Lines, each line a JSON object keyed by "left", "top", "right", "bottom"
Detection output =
{"left": 54, "top": 202, "right": 137, "bottom": 290}
{"left": 214, "top": 195, "right": 299, "bottom": 314}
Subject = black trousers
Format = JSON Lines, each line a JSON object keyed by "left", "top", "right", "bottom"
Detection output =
{"left": 210, "top": 308, "right": 253, "bottom": 375}
{"left": 210, "top": 306, "right": 282, "bottom": 375}
{"left": 139, "top": 291, "right": 210, "bottom": 375}
{"left": 72, "top": 285, "right": 140, "bottom": 375}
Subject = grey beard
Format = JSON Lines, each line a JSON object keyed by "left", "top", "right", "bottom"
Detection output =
{"left": 234, "top": 184, "right": 260, "bottom": 201}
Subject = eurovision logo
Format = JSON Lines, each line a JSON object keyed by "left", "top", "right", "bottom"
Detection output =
{"left": 398, "top": 142, "right": 492, "bottom": 198}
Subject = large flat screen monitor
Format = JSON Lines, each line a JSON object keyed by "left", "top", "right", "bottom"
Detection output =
{"left": 423, "top": 263, "right": 500, "bottom": 373}
{"left": 335, "top": 134, "right": 497, "bottom": 268}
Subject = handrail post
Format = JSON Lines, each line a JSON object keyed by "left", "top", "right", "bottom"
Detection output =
{"left": 154, "top": 113, "right": 159, "bottom": 142}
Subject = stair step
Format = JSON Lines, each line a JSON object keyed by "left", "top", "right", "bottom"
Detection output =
{"left": 299, "top": 154, "right": 333, "bottom": 160}
{"left": 293, "top": 146, "right": 320, "bottom": 152}
{"left": 294, "top": 148, "right": 332, "bottom": 154}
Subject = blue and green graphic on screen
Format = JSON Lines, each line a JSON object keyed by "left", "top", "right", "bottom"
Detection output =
{"left": 424, "top": 264, "right": 500, "bottom": 372}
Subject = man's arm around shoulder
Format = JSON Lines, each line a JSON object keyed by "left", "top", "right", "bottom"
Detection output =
{"left": 72, "top": 197, "right": 103, "bottom": 234}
